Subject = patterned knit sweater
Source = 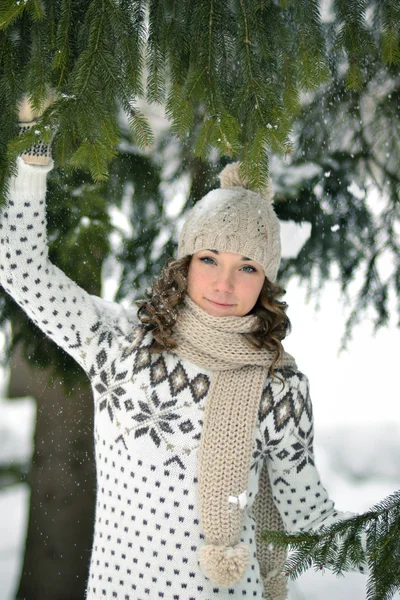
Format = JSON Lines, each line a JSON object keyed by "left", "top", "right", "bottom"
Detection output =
{"left": 0, "top": 159, "right": 365, "bottom": 600}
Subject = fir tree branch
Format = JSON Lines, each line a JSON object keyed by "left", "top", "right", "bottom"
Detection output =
{"left": 0, "top": 0, "right": 29, "bottom": 30}
{"left": 53, "top": 0, "right": 73, "bottom": 87}
{"left": 27, "top": 0, "right": 46, "bottom": 22}
{"left": 0, "top": 0, "right": 399, "bottom": 188}
{"left": 72, "top": 0, "right": 107, "bottom": 98}
{"left": 262, "top": 490, "right": 400, "bottom": 600}
{"left": 381, "top": 0, "right": 400, "bottom": 64}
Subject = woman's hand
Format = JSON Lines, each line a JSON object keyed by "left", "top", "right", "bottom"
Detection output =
{"left": 18, "top": 94, "right": 55, "bottom": 123}
{"left": 17, "top": 93, "right": 56, "bottom": 166}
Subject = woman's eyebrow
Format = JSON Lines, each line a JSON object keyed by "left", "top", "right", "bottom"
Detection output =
{"left": 206, "top": 249, "right": 252, "bottom": 261}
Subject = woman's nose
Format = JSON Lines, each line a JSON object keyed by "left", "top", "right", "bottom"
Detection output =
{"left": 213, "top": 271, "right": 234, "bottom": 293}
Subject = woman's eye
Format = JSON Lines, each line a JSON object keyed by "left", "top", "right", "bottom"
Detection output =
{"left": 241, "top": 265, "right": 257, "bottom": 273}
{"left": 199, "top": 256, "right": 216, "bottom": 265}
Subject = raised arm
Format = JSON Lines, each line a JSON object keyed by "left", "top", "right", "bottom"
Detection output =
{"left": 0, "top": 103, "right": 137, "bottom": 374}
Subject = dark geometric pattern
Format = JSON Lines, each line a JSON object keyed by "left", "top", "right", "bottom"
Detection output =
{"left": 89, "top": 319, "right": 114, "bottom": 351}
{"left": 132, "top": 390, "right": 181, "bottom": 447}
{"left": 150, "top": 354, "right": 169, "bottom": 386}
{"left": 251, "top": 431, "right": 283, "bottom": 474}
{"left": 293, "top": 378, "right": 312, "bottom": 425}
{"left": 169, "top": 363, "right": 189, "bottom": 396}
{"left": 273, "top": 391, "right": 295, "bottom": 432}
{"left": 258, "top": 367, "right": 313, "bottom": 434}
{"left": 18, "top": 122, "right": 52, "bottom": 163}
{"left": 93, "top": 359, "right": 129, "bottom": 423}
{"left": 190, "top": 374, "right": 210, "bottom": 403}
{"left": 289, "top": 423, "right": 315, "bottom": 473}
{"left": 120, "top": 324, "right": 147, "bottom": 360}
{"left": 258, "top": 381, "right": 274, "bottom": 418}
{"left": 149, "top": 355, "right": 210, "bottom": 404}
{"left": 88, "top": 323, "right": 211, "bottom": 454}
{"left": 164, "top": 455, "right": 186, "bottom": 470}
{"left": 133, "top": 345, "right": 153, "bottom": 374}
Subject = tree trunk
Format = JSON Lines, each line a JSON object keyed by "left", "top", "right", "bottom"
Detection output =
{"left": 9, "top": 345, "right": 96, "bottom": 600}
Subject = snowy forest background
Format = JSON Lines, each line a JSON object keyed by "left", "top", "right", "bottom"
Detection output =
{"left": 1, "top": 0, "right": 400, "bottom": 599}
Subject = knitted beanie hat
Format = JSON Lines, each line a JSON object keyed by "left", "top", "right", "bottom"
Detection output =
{"left": 178, "top": 162, "right": 281, "bottom": 282}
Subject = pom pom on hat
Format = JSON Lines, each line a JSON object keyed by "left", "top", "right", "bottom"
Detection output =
{"left": 218, "top": 162, "right": 274, "bottom": 202}
{"left": 199, "top": 543, "right": 250, "bottom": 586}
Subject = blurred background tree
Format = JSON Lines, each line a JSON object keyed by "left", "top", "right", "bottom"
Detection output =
{"left": 0, "top": 1, "right": 399, "bottom": 598}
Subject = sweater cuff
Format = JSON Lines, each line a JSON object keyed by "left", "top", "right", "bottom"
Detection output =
{"left": 8, "top": 156, "right": 54, "bottom": 200}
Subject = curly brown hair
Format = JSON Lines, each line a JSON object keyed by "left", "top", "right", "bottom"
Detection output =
{"left": 136, "top": 256, "right": 291, "bottom": 375}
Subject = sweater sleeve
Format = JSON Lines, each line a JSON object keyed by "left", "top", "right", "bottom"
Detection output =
{"left": 0, "top": 158, "right": 138, "bottom": 374}
{"left": 259, "top": 368, "right": 367, "bottom": 572}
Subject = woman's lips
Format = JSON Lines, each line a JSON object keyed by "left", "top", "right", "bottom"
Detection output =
{"left": 206, "top": 299, "right": 234, "bottom": 307}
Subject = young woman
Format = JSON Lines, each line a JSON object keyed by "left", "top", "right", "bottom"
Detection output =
{"left": 0, "top": 99, "right": 366, "bottom": 600}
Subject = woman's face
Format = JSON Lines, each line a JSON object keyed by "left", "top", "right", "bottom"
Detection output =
{"left": 187, "top": 250, "right": 265, "bottom": 317}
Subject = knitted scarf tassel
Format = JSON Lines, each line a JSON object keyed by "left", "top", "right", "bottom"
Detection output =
{"left": 253, "top": 462, "right": 288, "bottom": 598}
{"left": 174, "top": 298, "right": 296, "bottom": 595}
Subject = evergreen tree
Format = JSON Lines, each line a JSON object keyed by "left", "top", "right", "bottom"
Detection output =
{"left": 0, "top": 0, "right": 399, "bottom": 188}
{"left": 276, "top": 65, "right": 400, "bottom": 342}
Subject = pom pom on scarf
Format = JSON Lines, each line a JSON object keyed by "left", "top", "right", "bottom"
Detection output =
{"left": 199, "top": 542, "right": 250, "bottom": 586}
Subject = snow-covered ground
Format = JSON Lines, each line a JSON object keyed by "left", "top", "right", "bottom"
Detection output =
{"left": 0, "top": 398, "right": 35, "bottom": 600}
{"left": 0, "top": 484, "right": 30, "bottom": 600}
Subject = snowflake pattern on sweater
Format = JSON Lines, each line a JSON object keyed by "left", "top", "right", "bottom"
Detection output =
{"left": 0, "top": 159, "right": 365, "bottom": 600}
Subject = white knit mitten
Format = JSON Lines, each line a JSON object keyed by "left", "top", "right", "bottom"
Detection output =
{"left": 17, "top": 95, "right": 55, "bottom": 166}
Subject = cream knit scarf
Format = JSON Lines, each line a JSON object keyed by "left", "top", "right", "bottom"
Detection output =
{"left": 173, "top": 297, "right": 296, "bottom": 598}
